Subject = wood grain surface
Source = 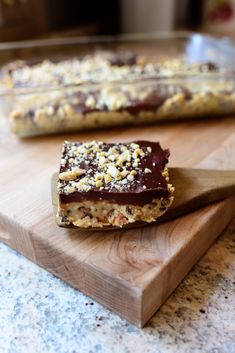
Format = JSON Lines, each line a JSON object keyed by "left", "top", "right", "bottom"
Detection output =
{"left": 1, "top": 116, "right": 235, "bottom": 327}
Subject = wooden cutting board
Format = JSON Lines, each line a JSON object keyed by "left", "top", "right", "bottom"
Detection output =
{"left": 1, "top": 116, "right": 235, "bottom": 327}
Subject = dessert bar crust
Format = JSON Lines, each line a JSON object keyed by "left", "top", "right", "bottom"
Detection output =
{"left": 58, "top": 197, "right": 174, "bottom": 228}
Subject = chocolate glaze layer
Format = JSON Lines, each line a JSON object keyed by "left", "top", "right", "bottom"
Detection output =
{"left": 59, "top": 141, "right": 170, "bottom": 206}
{"left": 28, "top": 84, "right": 191, "bottom": 119}
{"left": 71, "top": 85, "right": 191, "bottom": 115}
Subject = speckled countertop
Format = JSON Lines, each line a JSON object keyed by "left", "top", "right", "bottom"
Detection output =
{"left": 0, "top": 218, "right": 235, "bottom": 353}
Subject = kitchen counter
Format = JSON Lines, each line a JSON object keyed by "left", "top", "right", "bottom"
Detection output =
{"left": 0, "top": 219, "right": 235, "bottom": 353}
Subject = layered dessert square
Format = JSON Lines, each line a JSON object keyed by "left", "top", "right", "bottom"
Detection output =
{"left": 57, "top": 140, "right": 174, "bottom": 228}
{"left": 4, "top": 50, "right": 233, "bottom": 137}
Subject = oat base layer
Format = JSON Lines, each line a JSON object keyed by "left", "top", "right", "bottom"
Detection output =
{"left": 58, "top": 196, "right": 174, "bottom": 228}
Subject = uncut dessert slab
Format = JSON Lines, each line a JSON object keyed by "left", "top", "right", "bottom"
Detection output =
{"left": 1, "top": 117, "right": 235, "bottom": 327}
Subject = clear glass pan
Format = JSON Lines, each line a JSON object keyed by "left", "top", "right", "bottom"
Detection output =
{"left": 1, "top": 31, "right": 235, "bottom": 137}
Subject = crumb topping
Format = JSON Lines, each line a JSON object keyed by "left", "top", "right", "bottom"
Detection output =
{"left": 7, "top": 51, "right": 222, "bottom": 89}
{"left": 58, "top": 140, "right": 169, "bottom": 195}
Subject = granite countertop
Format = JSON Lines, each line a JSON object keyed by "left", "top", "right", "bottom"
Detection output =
{"left": 0, "top": 218, "right": 235, "bottom": 353}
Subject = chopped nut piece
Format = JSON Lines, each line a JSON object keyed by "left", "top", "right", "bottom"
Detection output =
{"left": 131, "top": 143, "right": 139, "bottom": 149}
{"left": 144, "top": 168, "right": 152, "bottom": 174}
{"left": 95, "top": 173, "right": 104, "bottom": 181}
{"left": 74, "top": 177, "right": 91, "bottom": 192}
{"left": 59, "top": 168, "right": 86, "bottom": 181}
{"left": 99, "top": 156, "right": 107, "bottom": 165}
{"left": 96, "top": 180, "right": 103, "bottom": 188}
{"left": 105, "top": 174, "right": 112, "bottom": 183}
{"left": 162, "top": 169, "right": 168, "bottom": 177}
{"left": 64, "top": 186, "right": 75, "bottom": 193}
{"left": 127, "top": 174, "right": 134, "bottom": 182}
{"left": 168, "top": 184, "right": 175, "bottom": 194}
{"left": 122, "top": 150, "right": 131, "bottom": 162}
{"left": 108, "top": 165, "right": 119, "bottom": 178}
{"left": 120, "top": 169, "right": 129, "bottom": 178}
{"left": 108, "top": 155, "right": 116, "bottom": 161}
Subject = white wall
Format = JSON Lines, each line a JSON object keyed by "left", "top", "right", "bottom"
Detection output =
{"left": 120, "top": 0, "right": 176, "bottom": 33}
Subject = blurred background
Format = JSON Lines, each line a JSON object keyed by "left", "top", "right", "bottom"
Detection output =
{"left": 0, "top": 0, "right": 235, "bottom": 42}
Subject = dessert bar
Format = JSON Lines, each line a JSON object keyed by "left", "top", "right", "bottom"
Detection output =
{"left": 4, "top": 51, "right": 235, "bottom": 137}
{"left": 57, "top": 140, "right": 174, "bottom": 228}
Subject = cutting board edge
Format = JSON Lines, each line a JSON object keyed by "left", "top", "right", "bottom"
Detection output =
{"left": 140, "top": 195, "right": 235, "bottom": 326}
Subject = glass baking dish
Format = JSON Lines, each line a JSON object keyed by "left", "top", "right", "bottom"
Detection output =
{"left": 1, "top": 31, "right": 235, "bottom": 137}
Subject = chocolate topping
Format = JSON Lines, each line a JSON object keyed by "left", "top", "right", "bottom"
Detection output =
{"left": 28, "top": 84, "right": 191, "bottom": 119}
{"left": 69, "top": 85, "right": 191, "bottom": 115}
{"left": 58, "top": 140, "right": 170, "bottom": 206}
